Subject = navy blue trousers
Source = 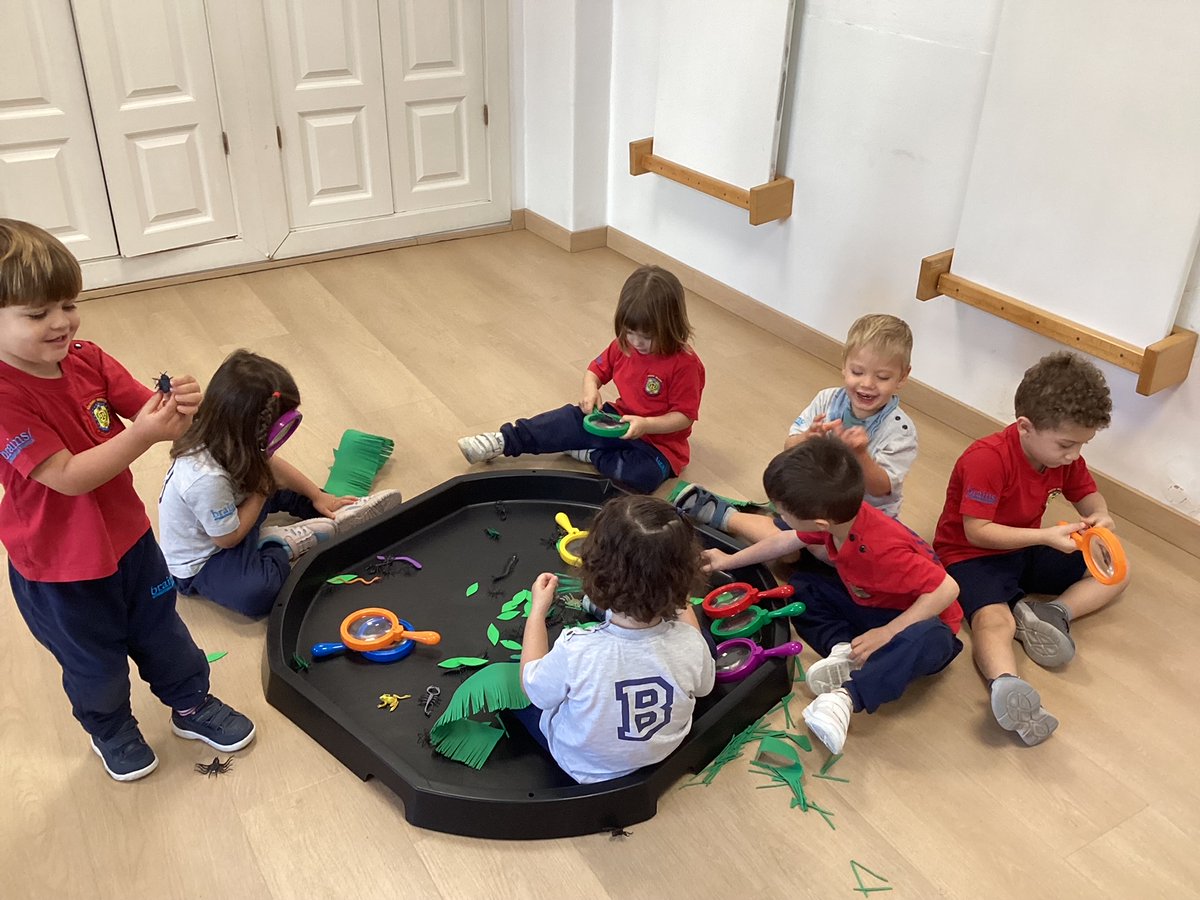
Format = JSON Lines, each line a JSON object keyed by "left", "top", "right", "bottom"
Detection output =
{"left": 500, "top": 403, "right": 673, "bottom": 493}
{"left": 176, "top": 489, "right": 318, "bottom": 618}
{"left": 9, "top": 529, "right": 210, "bottom": 740}
{"left": 788, "top": 569, "right": 962, "bottom": 713}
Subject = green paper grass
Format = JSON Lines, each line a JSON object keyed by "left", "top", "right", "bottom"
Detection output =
{"left": 430, "top": 663, "right": 531, "bottom": 769}
{"left": 466, "top": 582, "right": 479, "bottom": 597}
{"left": 685, "top": 713, "right": 787, "bottom": 787}
{"left": 324, "top": 429, "right": 394, "bottom": 496}
{"left": 437, "top": 656, "right": 490, "bottom": 669}
{"left": 819, "top": 753, "right": 843, "bottom": 775}
{"left": 850, "top": 861, "right": 891, "bottom": 894}
{"left": 205, "top": 651, "right": 227, "bottom": 663}
{"left": 786, "top": 733, "right": 813, "bottom": 752}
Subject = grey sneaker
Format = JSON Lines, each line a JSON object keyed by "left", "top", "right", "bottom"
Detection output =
{"left": 990, "top": 675, "right": 1058, "bottom": 746}
{"left": 1013, "top": 599, "right": 1076, "bottom": 667}
{"left": 672, "top": 484, "right": 734, "bottom": 531}
{"left": 458, "top": 432, "right": 505, "bottom": 464}
{"left": 258, "top": 518, "right": 336, "bottom": 560}
{"left": 334, "top": 489, "right": 403, "bottom": 532}
{"left": 172, "top": 694, "right": 256, "bottom": 752}
{"left": 91, "top": 719, "right": 158, "bottom": 782}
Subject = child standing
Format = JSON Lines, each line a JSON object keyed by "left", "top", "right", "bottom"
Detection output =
{"left": 518, "top": 495, "right": 715, "bottom": 783}
{"left": 701, "top": 438, "right": 962, "bottom": 754}
{"left": 934, "top": 351, "right": 1130, "bottom": 745}
{"left": 159, "top": 349, "right": 402, "bottom": 617}
{"left": 676, "top": 314, "right": 917, "bottom": 545}
{"left": 457, "top": 265, "right": 705, "bottom": 494}
{"left": 0, "top": 219, "right": 254, "bottom": 781}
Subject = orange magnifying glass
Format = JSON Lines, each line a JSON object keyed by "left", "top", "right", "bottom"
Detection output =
{"left": 339, "top": 607, "right": 441, "bottom": 652}
{"left": 1059, "top": 522, "right": 1128, "bottom": 586}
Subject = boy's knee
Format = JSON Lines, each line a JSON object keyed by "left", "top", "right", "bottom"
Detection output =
{"left": 971, "top": 602, "right": 1015, "bottom": 636}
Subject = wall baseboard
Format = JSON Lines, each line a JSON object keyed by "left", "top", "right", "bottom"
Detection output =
{"left": 519, "top": 209, "right": 608, "bottom": 253}
{"left": 606, "top": 227, "right": 1200, "bottom": 560}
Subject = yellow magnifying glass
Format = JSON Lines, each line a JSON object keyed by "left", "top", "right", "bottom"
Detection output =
{"left": 555, "top": 512, "right": 589, "bottom": 567}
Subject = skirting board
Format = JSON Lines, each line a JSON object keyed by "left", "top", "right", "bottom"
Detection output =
{"left": 605, "top": 226, "right": 1200, "bottom": 561}
{"left": 519, "top": 209, "right": 608, "bottom": 253}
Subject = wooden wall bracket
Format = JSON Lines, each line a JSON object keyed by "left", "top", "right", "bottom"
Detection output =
{"left": 629, "top": 137, "right": 793, "bottom": 226}
{"left": 916, "top": 249, "right": 1197, "bottom": 396}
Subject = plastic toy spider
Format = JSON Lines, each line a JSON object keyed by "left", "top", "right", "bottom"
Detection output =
{"left": 194, "top": 756, "right": 233, "bottom": 777}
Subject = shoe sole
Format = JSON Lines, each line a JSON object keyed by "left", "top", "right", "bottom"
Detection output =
{"left": 1013, "top": 602, "right": 1076, "bottom": 667}
{"left": 92, "top": 740, "right": 158, "bottom": 782}
{"left": 673, "top": 484, "right": 727, "bottom": 527}
{"left": 990, "top": 679, "right": 1059, "bottom": 746}
{"left": 335, "top": 492, "right": 404, "bottom": 532}
{"left": 172, "top": 721, "right": 256, "bottom": 753}
{"left": 457, "top": 438, "right": 501, "bottom": 464}
{"left": 805, "top": 656, "right": 856, "bottom": 696}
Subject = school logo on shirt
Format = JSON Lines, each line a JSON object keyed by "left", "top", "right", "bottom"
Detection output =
{"left": 966, "top": 487, "right": 998, "bottom": 505}
{"left": 847, "top": 583, "right": 872, "bottom": 600}
{"left": 615, "top": 676, "right": 674, "bottom": 741}
{"left": 211, "top": 503, "right": 236, "bottom": 522}
{"left": 643, "top": 374, "right": 663, "bottom": 396}
{"left": 88, "top": 398, "right": 112, "bottom": 434}
{"left": 150, "top": 576, "right": 175, "bottom": 598}
{"left": 1047, "top": 488, "right": 1062, "bottom": 502}
{"left": 1, "top": 431, "right": 34, "bottom": 463}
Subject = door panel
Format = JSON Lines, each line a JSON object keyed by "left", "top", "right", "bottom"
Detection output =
{"left": 71, "top": 0, "right": 237, "bottom": 256}
{"left": 0, "top": 0, "right": 117, "bottom": 260}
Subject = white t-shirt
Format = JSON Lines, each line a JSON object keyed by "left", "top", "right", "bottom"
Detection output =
{"left": 158, "top": 449, "right": 243, "bottom": 578}
{"left": 788, "top": 387, "right": 918, "bottom": 519}
{"left": 522, "top": 617, "right": 715, "bottom": 784}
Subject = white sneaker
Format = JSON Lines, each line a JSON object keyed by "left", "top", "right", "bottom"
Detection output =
{"left": 334, "top": 489, "right": 404, "bottom": 532}
{"left": 258, "top": 518, "right": 335, "bottom": 560}
{"left": 458, "top": 432, "right": 505, "bottom": 464}
{"left": 802, "top": 688, "right": 853, "bottom": 754}
{"left": 805, "top": 643, "right": 860, "bottom": 696}
{"left": 563, "top": 449, "right": 594, "bottom": 463}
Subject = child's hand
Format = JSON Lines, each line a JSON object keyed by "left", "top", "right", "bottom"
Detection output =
{"left": 619, "top": 415, "right": 648, "bottom": 439}
{"left": 701, "top": 548, "right": 734, "bottom": 573}
{"left": 832, "top": 424, "right": 869, "bottom": 454}
{"left": 1082, "top": 513, "right": 1115, "bottom": 531}
{"left": 168, "top": 375, "right": 202, "bottom": 416}
{"left": 1043, "top": 522, "right": 1085, "bottom": 553}
{"left": 314, "top": 494, "right": 356, "bottom": 518}
{"left": 850, "top": 626, "right": 894, "bottom": 664}
{"left": 130, "top": 392, "right": 193, "bottom": 445}
{"left": 580, "top": 388, "right": 601, "bottom": 413}
{"left": 530, "top": 573, "right": 558, "bottom": 614}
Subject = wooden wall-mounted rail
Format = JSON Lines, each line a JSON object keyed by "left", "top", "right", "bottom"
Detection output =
{"left": 917, "top": 249, "right": 1197, "bottom": 396}
{"left": 629, "top": 138, "right": 793, "bottom": 226}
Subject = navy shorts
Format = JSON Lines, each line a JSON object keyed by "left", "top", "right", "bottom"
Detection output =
{"left": 948, "top": 546, "right": 1088, "bottom": 622}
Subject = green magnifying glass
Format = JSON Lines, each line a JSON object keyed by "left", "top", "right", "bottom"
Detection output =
{"left": 710, "top": 600, "right": 807, "bottom": 639}
{"left": 583, "top": 406, "right": 630, "bottom": 438}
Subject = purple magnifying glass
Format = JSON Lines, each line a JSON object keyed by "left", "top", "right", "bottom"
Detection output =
{"left": 265, "top": 409, "right": 302, "bottom": 456}
{"left": 713, "top": 639, "right": 803, "bottom": 683}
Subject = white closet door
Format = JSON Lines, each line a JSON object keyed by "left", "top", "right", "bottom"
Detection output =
{"left": 264, "top": 0, "right": 394, "bottom": 227}
{"left": 0, "top": 0, "right": 117, "bottom": 260}
{"left": 71, "top": 0, "right": 237, "bottom": 257}
{"left": 380, "top": 0, "right": 490, "bottom": 211}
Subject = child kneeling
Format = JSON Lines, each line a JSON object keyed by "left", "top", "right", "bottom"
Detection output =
{"left": 702, "top": 438, "right": 963, "bottom": 753}
{"left": 518, "top": 495, "right": 715, "bottom": 783}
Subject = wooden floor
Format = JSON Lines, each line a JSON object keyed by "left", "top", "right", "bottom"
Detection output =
{"left": 3, "top": 230, "right": 1198, "bottom": 899}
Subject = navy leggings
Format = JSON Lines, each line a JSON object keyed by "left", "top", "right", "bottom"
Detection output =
{"left": 500, "top": 403, "right": 673, "bottom": 494}
{"left": 788, "top": 569, "right": 962, "bottom": 713}
{"left": 175, "top": 490, "right": 319, "bottom": 618}
{"left": 9, "top": 529, "right": 210, "bottom": 740}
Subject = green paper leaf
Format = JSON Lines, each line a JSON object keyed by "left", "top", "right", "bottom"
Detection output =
{"left": 326, "top": 573, "right": 358, "bottom": 584}
{"left": 501, "top": 596, "right": 526, "bottom": 612}
{"left": 689, "top": 596, "right": 705, "bottom": 605}
{"left": 496, "top": 609, "right": 522, "bottom": 620}
{"left": 523, "top": 600, "right": 532, "bottom": 617}
{"left": 499, "top": 639, "right": 522, "bottom": 651}
{"left": 487, "top": 623, "right": 500, "bottom": 646}
{"left": 205, "top": 651, "right": 227, "bottom": 663}
{"left": 465, "top": 582, "right": 479, "bottom": 597}
{"left": 509, "top": 653, "right": 522, "bottom": 660}
{"left": 437, "top": 656, "right": 490, "bottom": 669}
{"left": 512, "top": 589, "right": 532, "bottom": 605}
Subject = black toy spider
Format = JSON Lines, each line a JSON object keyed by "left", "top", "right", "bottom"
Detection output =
{"left": 194, "top": 756, "right": 234, "bottom": 777}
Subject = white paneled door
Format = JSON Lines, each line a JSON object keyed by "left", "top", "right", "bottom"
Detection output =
{"left": 71, "top": 0, "right": 238, "bottom": 257}
{"left": 380, "top": 0, "right": 491, "bottom": 212}
{"left": 264, "top": 0, "right": 395, "bottom": 228}
{"left": 0, "top": 0, "right": 117, "bottom": 260}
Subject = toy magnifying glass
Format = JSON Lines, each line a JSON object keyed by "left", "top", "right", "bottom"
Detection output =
{"left": 340, "top": 607, "right": 441, "bottom": 651}
{"left": 265, "top": 409, "right": 302, "bottom": 456}
{"left": 582, "top": 406, "right": 630, "bottom": 438}
{"left": 1059, "top": 522, "right": 1128, "bottom": 586}
{"left": 710, "top": 600, "right": 807, "bottom": 640}
{"left": 555, "top": 512, "right": 589, "bottom": 567}
{"left": 702, "top": 582, "right": 795, "bottom": 619}
{"left": 714, "top": 639, "right": 804, "bottom": 683}
{"left": 311, "top": 618, "right": 418, "bottom": 664}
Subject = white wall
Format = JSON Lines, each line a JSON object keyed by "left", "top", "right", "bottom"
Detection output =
{"left": 515, "top": 0, "right": 1200, "bottom": 515}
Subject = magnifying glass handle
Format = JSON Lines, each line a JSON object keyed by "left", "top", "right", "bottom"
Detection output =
{"left": 311, "top": 642, "right": 347, "bottom": 658}
{"left": 555, "top": 512, "right": 575, "bottom": 533}
{"left": 1058, "top": 520, "right": 1088, "bottom": 550}
{"left": 399, "top": 629, "right": 442, "bottom": 646}
{"left": 758, "top": 585, "right": 795, "bottom": 601}
{"left": 771, "top": 601, "right": 807, "bottom": 618}
{"left": 762, "top": 641, "right": 804, "bottom": 659}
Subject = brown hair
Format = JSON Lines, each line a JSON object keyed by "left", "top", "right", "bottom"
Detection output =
{"left": 844, "top": 314, "right": 913, "bottom": 370}
{"left": 580, "top": 494, "right": 704, "bottom": 623}
{"left": 0, "top": 219, "right": 82, "bottom": 308}
{"left": 613, "top": 265, "right": 693, "bottom": 356}
{"left": 762, "top": 437, "right": 865, "bottom": 524}
{"left": 1014, "top": 351, "right": 1112, "bottom": 431}
{"left": 171, "top": 349, "right": 300, "bottom": 496}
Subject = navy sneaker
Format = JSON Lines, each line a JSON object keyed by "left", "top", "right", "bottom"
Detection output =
{"left": 91, "top": 719, "right": 158, "bottom": 782}
{"left": 171, "top": 695, "right": 256, "bottom": 752}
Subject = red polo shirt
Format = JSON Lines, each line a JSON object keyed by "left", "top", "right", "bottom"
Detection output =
{"left": 0, "top": 341, "right": 153, "bottom": 581}
{"left": 588, "top": 340, "right": 704, "bottom": 474}
{"left": 797, "top": 502, "right": 962, "bottom": 633}
{"left": 934, "top": 423, "right": 1098, "bottom": 567}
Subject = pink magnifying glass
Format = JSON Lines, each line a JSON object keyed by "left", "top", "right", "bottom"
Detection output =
{"left": 714, "top": 638, "right": 803, "bottom": 683}
{"left": 265, "top": 409, "right": 302, "bottom": 456}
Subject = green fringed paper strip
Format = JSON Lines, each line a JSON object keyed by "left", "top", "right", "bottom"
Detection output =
{"left": 323, "top": 430, "right": 394, "bottom": 497}
{"left": 429, "top": 663, "right": 531, "bottom": 769}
